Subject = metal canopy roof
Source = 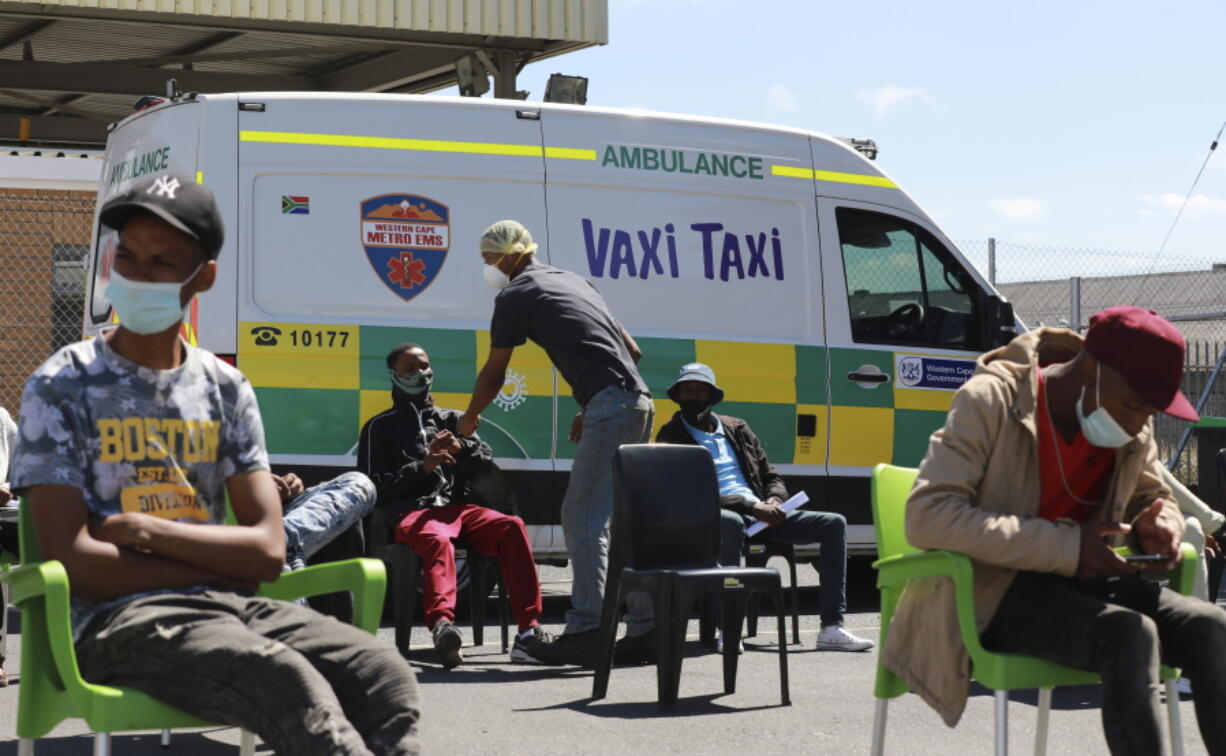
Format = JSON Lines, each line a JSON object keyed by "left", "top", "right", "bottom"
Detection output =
{"left": 0, "top": 0, "right": 607, "bottom": 147}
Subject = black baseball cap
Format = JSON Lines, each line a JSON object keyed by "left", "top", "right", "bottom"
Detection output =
{"left": 99, "top": 173, "right": 225, "bottom": 260}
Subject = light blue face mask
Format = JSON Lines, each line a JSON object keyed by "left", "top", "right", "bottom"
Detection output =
{"left": 390, "top": 369, "right": 433, "bottom": 395}
{"left": 105, "top": 264, "right": 201, "bottom": 336}
{"left": 1076, "top": 367, "right": 1134, "bottom": 448}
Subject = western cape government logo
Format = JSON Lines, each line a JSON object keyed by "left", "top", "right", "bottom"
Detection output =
{"left": 360, "top": 194, "right": 450, "bottom": 301}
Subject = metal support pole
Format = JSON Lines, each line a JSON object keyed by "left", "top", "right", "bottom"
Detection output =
{"left": 987, "top": 237, "right": 996, "bottom": 287}
{"left": 493, "top": 50, "right": 517, "bottom": 99}
{"left": 1069, "top": 276, "right": 1082, "bottom": 332}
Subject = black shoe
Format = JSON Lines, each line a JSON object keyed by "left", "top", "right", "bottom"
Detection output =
{"left": 431, "top": 619, "right": 463, "bottom": 669}
{"left": 614, "top": 628, "right": 657, "bottom": 665}
{"left": 511, "top": 626, "right": 562, "bottom": 664}
{"left": 549, "top": 628, "right": 601, "bottom": 668}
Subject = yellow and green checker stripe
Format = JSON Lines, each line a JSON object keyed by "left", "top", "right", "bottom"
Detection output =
{"left": 240, "top": 322, "right": 960, "bottom": 468}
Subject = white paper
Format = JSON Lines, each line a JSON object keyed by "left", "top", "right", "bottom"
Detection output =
{"left": 744, "top": 491, "right": 809, "bottom": 537}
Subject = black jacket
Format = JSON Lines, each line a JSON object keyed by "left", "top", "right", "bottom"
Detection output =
{"left": 655, "top": 411, "right": 789, "bottom": 516}
{"left": 357, "top": 394, "right": 492, "bottom": 521}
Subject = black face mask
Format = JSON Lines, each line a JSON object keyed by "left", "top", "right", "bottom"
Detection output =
{"left": 680, "top": 399, "right": 714, "bottom": 427}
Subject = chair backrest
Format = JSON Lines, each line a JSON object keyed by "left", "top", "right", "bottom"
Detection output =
{"left": 469, "top": 461, "right": 520, "bottom": 517}
{"left": 612, "top": 444, "right": 721, "bottom": 572}
{"left": 871, "top": 464, "right": 921, "bottom": 560}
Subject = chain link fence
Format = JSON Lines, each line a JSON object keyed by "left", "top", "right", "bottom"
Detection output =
{"left": 0, "top": 188, "right": 95, "bottom": 413}
{"left": 959, "top": 239, "right": 1226, "bottom": 484}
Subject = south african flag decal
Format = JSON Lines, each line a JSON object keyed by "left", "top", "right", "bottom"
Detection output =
{"left": 281, "top": 195, "right": 309, "bottom": 215}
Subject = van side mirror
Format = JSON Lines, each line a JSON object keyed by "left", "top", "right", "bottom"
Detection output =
{"left": 985, "top": 297, "right": 1016, "bottom": 347}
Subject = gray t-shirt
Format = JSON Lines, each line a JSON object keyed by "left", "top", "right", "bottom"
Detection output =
{"left": 490, "top": 262, "right": 648, "bottom": 407}
{"left": 10, "top": 335, "right": 269, "bottom": 635}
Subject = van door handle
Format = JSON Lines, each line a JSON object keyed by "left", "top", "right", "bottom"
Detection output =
{"left": 847, "top": 364, "right": 891, "bottom": 389}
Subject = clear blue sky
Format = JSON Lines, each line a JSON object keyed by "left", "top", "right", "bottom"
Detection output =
{"left": 453, "top": 0, "right": 1226, "bottom": 271}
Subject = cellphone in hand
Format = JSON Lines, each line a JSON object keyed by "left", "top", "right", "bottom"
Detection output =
{"left": 1123, "top": 553, "right": 1167, "bottom": 562}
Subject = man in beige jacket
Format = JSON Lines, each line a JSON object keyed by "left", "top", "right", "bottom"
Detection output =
{"left": 883, "top": 306, "right": 1226, "bottom": 754}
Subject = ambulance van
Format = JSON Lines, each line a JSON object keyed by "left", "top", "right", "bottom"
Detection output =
{"left": 83, "top": 92, "right": 1017, "bottom": 557}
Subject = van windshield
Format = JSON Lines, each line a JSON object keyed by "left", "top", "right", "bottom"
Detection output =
{"left": 837, "top": 207, "right": 982, "bottom": 350}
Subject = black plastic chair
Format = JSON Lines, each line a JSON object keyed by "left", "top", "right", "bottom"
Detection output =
{"left": 592, "top": 444, "right": 791, "bottom": 709}
{"left": 743, "top": 540, "right": 801, "bottom": 644}
{"left": 388, "top": 540, "right": 508, "bottom": 656}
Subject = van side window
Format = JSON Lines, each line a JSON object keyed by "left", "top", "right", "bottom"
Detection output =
{"left": 88, "top": 227, "right": 118, "bottom": 325}
{"left": 836, "top": 207, "right": 981, "bottom": 349}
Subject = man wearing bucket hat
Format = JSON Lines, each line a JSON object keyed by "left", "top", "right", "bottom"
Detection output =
{"left": 882, "top": 306, "right": 1226, "bottom": 750}
{"left": 458, "top": 220, "right": 655, "bottom": 667}
{"left": 656, "top": 362, "right": 874, "bottom": 652}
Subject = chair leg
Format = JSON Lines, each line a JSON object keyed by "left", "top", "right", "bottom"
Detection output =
{"left": 463, "top": 551, "right": 486, "bottom": 648}
{"left": 17, "top": 739, "right": 33, "bottom": 756}
{"left": 92, "top": 733, "right": 112, "bottom": 756}
{"left": 787, "top": 558, "right": 800, "bottom": 645}
{"left": 870, "top": 698, "right": 889, "bottom": 756}
{"left": 657, "top": 579, "right": 686, "bottom": 710}
{"left": 994, "top": 689, "right": 1008, "bottom": 756}
{"left": 391, "top": 545, "right": 419, "bottom": 656}
{"left": 498, "top": 570, "right": 509, "bottom": 653}
{"left": 240, "top": 729, "right": 256, "bottom": 756}
{"left": 160, "top": 728, "right": 171, "bottom": 748}
{"left": 775, "top": 585, "right": 791, "bottom": 706}
{"left": 1034, "top": 688, "right": 1051, "bottom": 756}
{"left": 721, "top": 590, "right": 748, "bottom": 695}
{"left": 745, "top": 589, "right": 760, "bottom": 639}
{"left": 1166, "top": 679, "right": 1184, "bottom": 756}
{"left": 591, "top": 570, "right": 627, "bottom": 700}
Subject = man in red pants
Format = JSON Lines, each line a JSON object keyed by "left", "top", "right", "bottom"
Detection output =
{"left": 358, "top": 342, "right": 558, "bottom": 668}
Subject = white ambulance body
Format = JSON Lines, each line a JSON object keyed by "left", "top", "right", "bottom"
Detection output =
{"left": 84, "top": 92, "right": 1016, "bottom": 557}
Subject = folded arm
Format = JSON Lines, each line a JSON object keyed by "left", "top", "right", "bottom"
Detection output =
{"left": 29, "top": 482, "right": 278, "bottom": 600}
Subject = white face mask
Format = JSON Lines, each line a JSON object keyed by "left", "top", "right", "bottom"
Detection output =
{"left": 105, "top": 264, "right": 202, "bottom": 336}
{"left": 1075, "top": 366, "right": 1134, "bottom": 448}
{"left": 483, "top": 263, "right": 511, "bottom": 290}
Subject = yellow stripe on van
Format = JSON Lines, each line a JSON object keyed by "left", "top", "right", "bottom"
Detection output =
{"left": 240, "top": 130, "right": 596, "bottom": 161}
{"left": 769, "top": 164, "right": 898, "bottom": 189}
{"left": 544, "top": 146, "right": 598, "bottom": 160}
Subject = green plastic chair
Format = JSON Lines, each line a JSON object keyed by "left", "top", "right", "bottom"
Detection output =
{"left": 870, "top": 464, "right": 1196, "bottom": 756}
{"left": 4, "top": 499, "right": 387, "bottom": 756}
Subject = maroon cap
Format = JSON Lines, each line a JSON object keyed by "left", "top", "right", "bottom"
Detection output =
{"left": 1084, "top": 306, "right": 1198, "bottom": 421}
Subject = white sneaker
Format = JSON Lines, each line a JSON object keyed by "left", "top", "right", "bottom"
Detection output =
{"left": 716, "top": 630, "right": 744, "bottom": 655}
{"left": 816, "top": 625, "right": 874, "bottom": 652}
{"left": 1177, "top": 677, "right": 1193, "bottom": 697}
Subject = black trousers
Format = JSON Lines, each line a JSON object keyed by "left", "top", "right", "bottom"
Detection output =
{"left": 982, "top": 572, "right": 1226, "bottom": 755}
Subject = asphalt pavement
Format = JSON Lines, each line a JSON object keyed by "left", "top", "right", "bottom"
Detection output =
{"left": 0, "top": 560, "right": 1215, "bottom": 755}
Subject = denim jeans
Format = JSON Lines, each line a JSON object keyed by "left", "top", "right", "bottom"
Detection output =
{"left": 982, "top": 571, "right": 1226, "bottom": 755}
{"left": 719, "top": 508, "right": 850, "bottom": 626}
{"left": 283, "top": 472, "right": 377, "bottom": 572}
{"left": 561, "top": 385, "right": 654, "bottom": 635}
{"left": 76, "top": 590, "right": 420, "bottom": 755}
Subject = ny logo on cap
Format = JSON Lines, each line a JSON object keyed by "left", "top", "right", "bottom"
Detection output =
{"left": 147, "top": 175, "right": 180, "bottom": 199}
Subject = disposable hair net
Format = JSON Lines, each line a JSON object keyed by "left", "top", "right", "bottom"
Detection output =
{"left": 479, "top": 219, "right": 538, "bottom": 258}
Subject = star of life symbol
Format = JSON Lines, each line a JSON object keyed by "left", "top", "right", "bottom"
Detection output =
{"left": 147, "top": 175, "right": 180, "bottom": 199}
{"left": 494, "top": 369, "right": 528, "bottom": 411}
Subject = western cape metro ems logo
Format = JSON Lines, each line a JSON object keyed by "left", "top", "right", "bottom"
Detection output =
{"left": 360, "top": 194, "right": 450, "bottom": 301}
